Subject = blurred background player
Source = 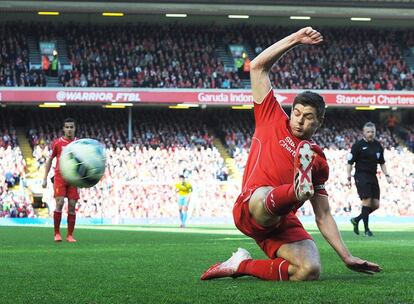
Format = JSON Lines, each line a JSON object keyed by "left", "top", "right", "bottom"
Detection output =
{"left": 201, "top": 27, "right": 380, "bottom": 282}
{"left": 42, "top": 118, "right": 79, "bottom": 242}
{"left": 347, "top": 122, "right": 392, "bottom": 237}
{"left": 175, "top": 175, "right": 192, "bottom": 228}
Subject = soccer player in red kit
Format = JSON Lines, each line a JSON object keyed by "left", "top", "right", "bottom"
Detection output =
{"left": 201, "top": 27, "right": 381, "bottom": 281}
{"left": 42, "top": 118, "right": 79, "bottom": 243}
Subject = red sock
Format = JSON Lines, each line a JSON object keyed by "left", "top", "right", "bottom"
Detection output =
{"left": 67, "top": 213, "right": 76, "bottom": 236}
{"left": 237, "top": 258, "right": 290, "bottom": 281}
{"left": 53, "top": 211, "right": 62, "bottom": 234}
{"left": 264, "top": 184, "right": 298, "bottom": 215}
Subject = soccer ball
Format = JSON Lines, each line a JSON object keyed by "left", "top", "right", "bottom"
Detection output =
{"left": 59, "top": 138, "right": 106, "bottom": 188}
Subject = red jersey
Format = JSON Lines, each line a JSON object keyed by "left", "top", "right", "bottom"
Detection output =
{"left": 242, "top": 90, "right": 329, "bottom": 195}
{"left": 51, "top": 136, "right": 76, "bottom": 175}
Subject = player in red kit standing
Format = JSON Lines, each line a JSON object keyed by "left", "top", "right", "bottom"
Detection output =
{"left": 201, "top": 27, "right": 380, "bottom": 281}
{"left": 42, "top": 118, "right": 79, "bottom": 243}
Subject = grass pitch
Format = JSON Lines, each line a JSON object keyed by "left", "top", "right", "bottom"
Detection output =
{"left": 0, "top": 223, "right": 413, "bottom": 304}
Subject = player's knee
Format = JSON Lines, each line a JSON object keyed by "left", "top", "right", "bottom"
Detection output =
{"left": 55, "top": 198, "right": 64, "bottom": 211}
{"left": 249, "top": 187, "right": 281, "bottom": 227}
{"left": 249, "top": 187, "right": 270, "bottom": 214}
{"left": 297, "top": 262, "right": 321, "bottom": 281}
{"left": 371, "top": 201, "right": 380, "bottom": 210}
{"left": 68, "top": 201, "right": 76, "bottom": 213}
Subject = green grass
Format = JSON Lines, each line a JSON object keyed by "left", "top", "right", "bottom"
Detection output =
{"left": 0, "top": 224, "right": 413, "bottom": 304}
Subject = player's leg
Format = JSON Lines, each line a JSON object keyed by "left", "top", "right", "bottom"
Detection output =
{"left": 276, "top": 239, "right": 321, "bottom": 281}
{"left": 202, "top": 205, "right": 314, "bottom": 281}
{"left": 55, "top": 197, "right": 65, "bottom": 211}
{"left": 369, "top": 180, "right": 380, "bottom": 213}
{"left": 235, "top": 213, "right": 315, "bottom": 281}
{"left": 361, "top": 198, "right": 374, "bottom": 236}
{"left": 249, "top": 182, "right": 306, "bottom": 227}
{"left": 178, "top": 196, "right": 185, "bottom": 227}
{"left": 249, "top": 141, "right": 315, "bottom": 227}
{"left": 66, "top": 199, "right": 77, "bottom": 242}
{"left": 66, "top": 186, "right": 79, "bottom": 242}
{"left": 351, "top": 198, "right": 371, "bottom": 235}
{"left": 202, "top": 186, "right": 285, "bottom": 281}
{"left": 231, "top": 240, "right": 321, "bottom": 281}
{"left": 248, "top": 186, "right": 283, "bottom": 227}
{"left": 201, "top": 239, "right": 318, "bottom": 282}
{"left": 364, "top": 182, "right": 380, "bottom": 236}
{"left": 53, "top": 197, "right": 65, "bottom": 242}
{"left": 181, "top": 199, "right": 189, "bottom": 227}
{"left": 53, "top": 175, "right": 66, "bottom": 242}
{"left": 370, "top": 199, "right": 380, "bottom": 212}
{"left": 201, "top": 245, "right": 300, "bottom": 281}
{"left": 351, "top": 175, "right": 371, "bottom": 236}
{"left": 361, "top": 198, "right": 379, "bottom": 237}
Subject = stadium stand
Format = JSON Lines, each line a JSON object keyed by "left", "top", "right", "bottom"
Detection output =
{"left": 1, "top": 107, "right": 412, "bottom": 219}
{"left": 0, "top": 113, "right": 34, "bottom": 218}
{"left": 60, "top": 23, "right": 242, "bottom": 88}
{"left": 0, "top": 23, "right": 46, "bottom": 87}
{"left": 16, "top": 108, "right": 229, "bottom": 219}
{"left": 61, "top": 24, "right": 414, "bottom": 90}
{"left": 0, "top": 23, "right": 412, "bottom": 90}
{"left": 0, "top": 20, "right": 413, "bottom": 220}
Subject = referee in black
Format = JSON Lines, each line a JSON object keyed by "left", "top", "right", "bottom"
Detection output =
{"left": 347, "top": 122, "right": 392, "bottom": 237}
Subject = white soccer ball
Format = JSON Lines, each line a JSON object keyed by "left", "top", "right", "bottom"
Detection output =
{"left": 59, "top": 138, "right": 106, "bottom": 188}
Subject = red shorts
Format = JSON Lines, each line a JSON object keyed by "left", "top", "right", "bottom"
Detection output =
{"left": 53, "top": 174, "right": 79, "bottom": 200}
{"left": 233, "top": 186, "right": 313, "bottom": 259}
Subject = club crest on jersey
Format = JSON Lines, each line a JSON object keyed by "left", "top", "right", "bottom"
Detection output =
{"left": 279, "top": 136, "right": 296, "bottom": 157}
{"left": 376, "top": 152, "right": 380, "bottom": 159}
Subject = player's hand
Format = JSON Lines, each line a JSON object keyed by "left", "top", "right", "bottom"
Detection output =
{"left": 385, "top": 175, "right": 392, "bottom": 184}
{"left": 295, "top": 27, "right": 323, "bottom": 45}
{"left": 344, "top": 256, "right": 381, "bottom": 275}
{"left": 346, "top": 178, "right": 352, "bottom": 189}
{"left": 42, "top": 179, "right": 47, "bottom": 188}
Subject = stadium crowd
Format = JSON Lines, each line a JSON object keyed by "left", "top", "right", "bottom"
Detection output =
{"left": 405, "top": 126, "right": 414, "bottom": 152}
{"left": 61, "top": 25, "right": 414, "bottom": 90}
{"left": 0, "top": 22, "right": 412, "bottom": 90}
{"left": 0, "top": 21, "right": 413, "bottom": 221}
{"left": 0, "top": 23, "right": 46, "bottom": 87}
{"left": 0, "top": 114, "right": 34, "bottom": 218}
{"left": 1, "top": 108, "right": 412, "bottom": 220}
{"left": 21, "top": 108, "right": 230, "bottom": 219}
{"left": 399, "top": 113, "right": 414, "bottom": 152}
{"left": 241, "top": 26, "right": 414, "bottom": 90}
{"left": 59, "top": 23, "right": 242, "bottom": 88}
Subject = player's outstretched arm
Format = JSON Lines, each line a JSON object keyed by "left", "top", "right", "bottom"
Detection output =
{"left": 250, "top": 27, "right": 323, "bottom": 104}
{"left": 310, "top": 194, "right": 381, "bottom": 275}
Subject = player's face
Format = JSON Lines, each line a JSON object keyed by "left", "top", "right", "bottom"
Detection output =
{"left": 63, "top": 122, "right": 76, "bottom": 139}
{"left": 363, "top": 126, "right": 376, "bottom": 142}
{"left": 290, "top": 104, "right": 320, "bottom": 140}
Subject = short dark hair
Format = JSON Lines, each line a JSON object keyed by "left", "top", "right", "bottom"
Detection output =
{"left": 292, "top": 91, "right": 325, "bottom": 123}
{"left": 179, "top": 174, "right": 185, "bottom": 178}
{"left": 63, "top": 117, "right": 76, "bottom": 126}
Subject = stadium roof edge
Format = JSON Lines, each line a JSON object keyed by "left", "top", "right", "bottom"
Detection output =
{"left": 0, "top": 1, "right": 413, "bottom": 19}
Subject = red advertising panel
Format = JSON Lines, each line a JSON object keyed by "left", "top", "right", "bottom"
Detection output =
{"left": 1, "top": 88, "right": 413, "bottom": 107}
